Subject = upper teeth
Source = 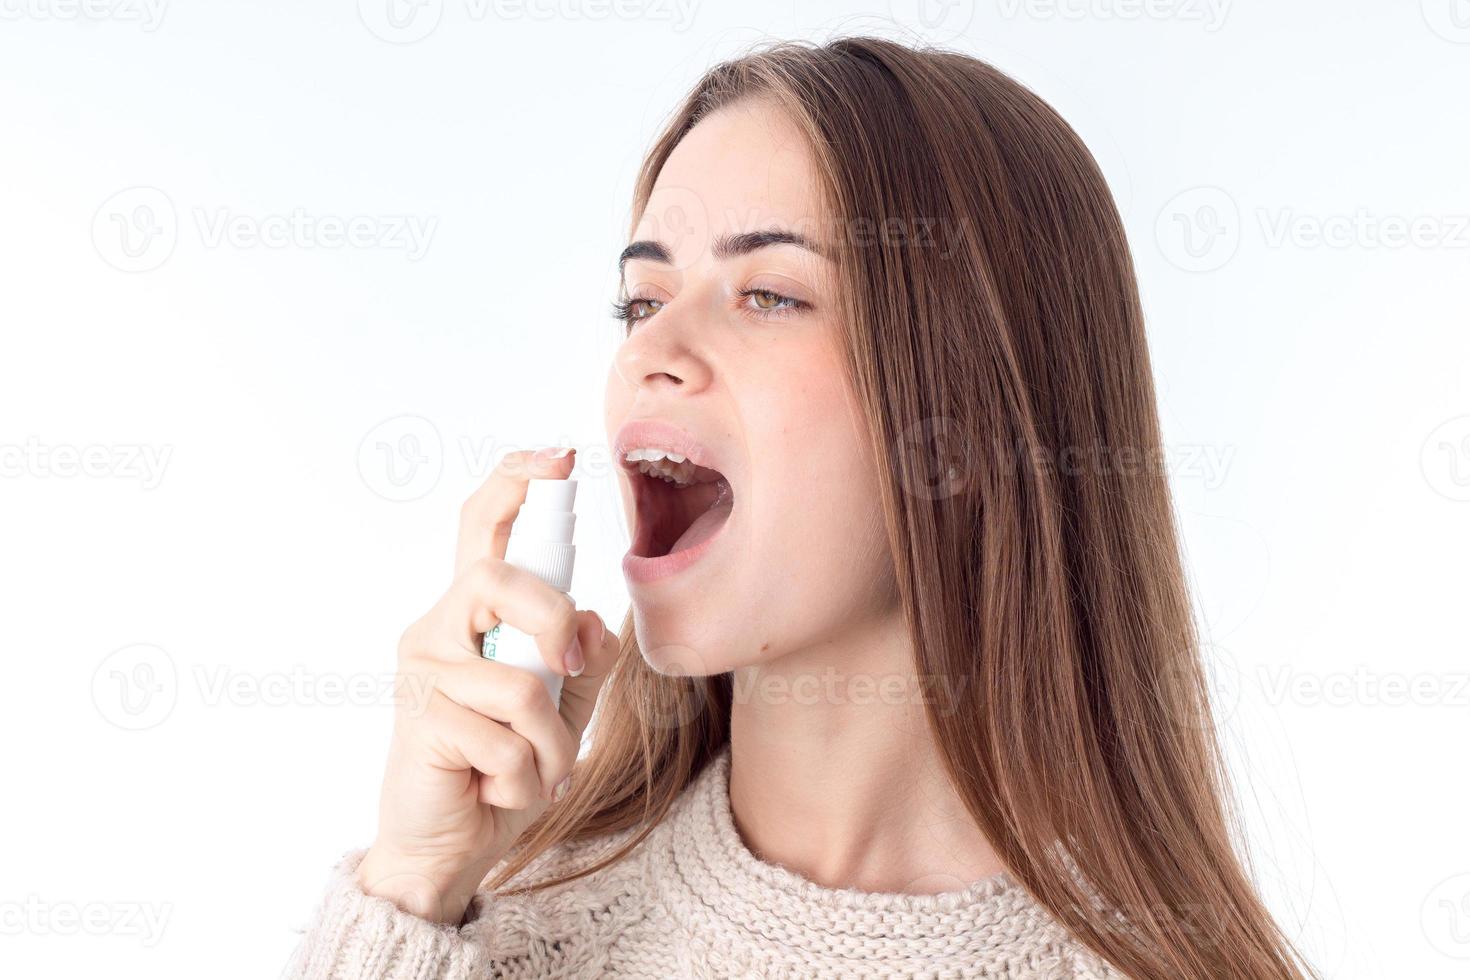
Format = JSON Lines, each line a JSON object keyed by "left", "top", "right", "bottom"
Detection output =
{"left": 624, "top": 447, "right": 695, "bottom": 486}
{"left": 624, "top": 448, "right": 687, "bottom": 463}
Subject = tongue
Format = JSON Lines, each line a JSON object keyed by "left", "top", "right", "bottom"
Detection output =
{"left": 669, "top": 481, "right": 733, "bottom": 555}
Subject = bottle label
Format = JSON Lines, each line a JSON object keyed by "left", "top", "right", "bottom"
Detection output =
{"left": 481, "top": 623, "right": 562, "bottom": 705}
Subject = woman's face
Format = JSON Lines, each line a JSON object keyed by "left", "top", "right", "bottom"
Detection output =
{"left": 603, "top": 100, "right": 898, "bottom": 676}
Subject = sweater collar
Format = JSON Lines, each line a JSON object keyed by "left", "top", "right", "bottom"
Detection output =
{"left": 645, "top": 743, "right": 1073, "bottom": 970}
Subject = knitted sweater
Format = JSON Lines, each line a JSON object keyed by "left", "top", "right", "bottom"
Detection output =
{"left": 285, "top": 745, "right": 1122, "bottom": 978}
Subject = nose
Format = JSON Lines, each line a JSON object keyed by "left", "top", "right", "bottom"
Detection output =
{"left": 613, "top": 311, "right": 714, "bottom": 394}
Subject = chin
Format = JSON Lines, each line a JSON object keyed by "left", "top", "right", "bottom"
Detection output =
{"left": 630, "top": 604, "right": 727, "bottom": 679}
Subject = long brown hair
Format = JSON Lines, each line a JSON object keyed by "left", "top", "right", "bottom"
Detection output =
{"left": 490, "top": 36, "right": 1315, "bottom": 980}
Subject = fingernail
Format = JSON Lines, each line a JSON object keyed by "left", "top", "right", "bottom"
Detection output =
{"left": 552, "top": 775, "right": 571, "bottom": 802}
{"left": 563, "top": 636, "right": 585, "bottom": 677}
{"left": 533, "top": 446, "right": 574, "bottom": 460}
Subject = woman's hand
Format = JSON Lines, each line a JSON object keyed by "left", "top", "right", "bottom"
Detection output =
{"left": 354, "top": 448, "right": 617, "bottom": 925}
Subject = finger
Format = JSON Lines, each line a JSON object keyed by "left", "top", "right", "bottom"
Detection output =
{"left": 558, "top": 609, "right": 622, "bottom": 740}
{"left": 417, "top": 655, "right": 579, "bottom": 800}
{"left": 435, "top": 558, "right": 582, "bottom": 673}
{"left": 455, "top": 447, "right": 575, "bottom": 579}
{"left": 419, "top": 691, "right": 543, "bottom": 810}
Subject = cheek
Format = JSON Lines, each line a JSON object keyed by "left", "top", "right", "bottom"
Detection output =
{"left": 751, "top": 362, "right": 888, "bottom": 574}
{"left": 741, "top": 409, "right": 895, "bottom": 642}
{"left": 604, "top": 364, "right": 638, "bottom": 527}
{"left": 603, "top": 361, "right": 630, "bottom": 431}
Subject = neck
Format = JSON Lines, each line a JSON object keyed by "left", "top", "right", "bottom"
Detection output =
{"left": 725, "top": 612, "right": 1005, "bottom": 895}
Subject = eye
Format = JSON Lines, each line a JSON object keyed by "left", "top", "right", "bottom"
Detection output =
{"left": 610, "top": 288, "right": 811, "bottom": 332}
{"left": 610, "top": 296, "right": 663, "bottom": 328}
{"left": 738, "top": 288, "right": 809, "bottom": 318}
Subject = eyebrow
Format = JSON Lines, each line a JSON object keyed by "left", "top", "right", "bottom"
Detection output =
{"left": 617, "top": 228, "right": 823, "bottom": 273}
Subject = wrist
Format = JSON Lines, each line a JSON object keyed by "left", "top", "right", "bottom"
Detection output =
{"left": 356, "top": 843, "right": 489, "bottom": 926}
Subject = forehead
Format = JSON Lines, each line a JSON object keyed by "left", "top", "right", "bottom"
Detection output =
{"left": 635, "top": 101, "right": 825, "bottom": 269}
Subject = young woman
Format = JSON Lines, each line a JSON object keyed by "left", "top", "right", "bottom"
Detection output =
{"left": 287, "top": 37, "right": 1316, "bottom": 979}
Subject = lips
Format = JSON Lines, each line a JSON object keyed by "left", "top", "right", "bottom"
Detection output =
{"left": 615, "top": 419, "right": 736, "bottom": 584}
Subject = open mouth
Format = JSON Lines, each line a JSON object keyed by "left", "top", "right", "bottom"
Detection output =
{"left": 623, "top": 448, "right": 735, "bottom": 560}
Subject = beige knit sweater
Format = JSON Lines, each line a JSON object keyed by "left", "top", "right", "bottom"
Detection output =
{"left": 285, "top": 745, "right": 1122, "bottom": 978}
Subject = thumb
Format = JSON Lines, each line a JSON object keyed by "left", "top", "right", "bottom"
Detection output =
{"left": 558, "top": 609, "right": 619, "bottom": 738}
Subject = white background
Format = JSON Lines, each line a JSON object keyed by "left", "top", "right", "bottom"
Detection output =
{"left": 2, "top": 2, "right": 1467, "bottom": 978}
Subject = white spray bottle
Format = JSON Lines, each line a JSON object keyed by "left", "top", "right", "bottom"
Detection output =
{"left": 481, "top": 477, "right": 577, "bottom": 706}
